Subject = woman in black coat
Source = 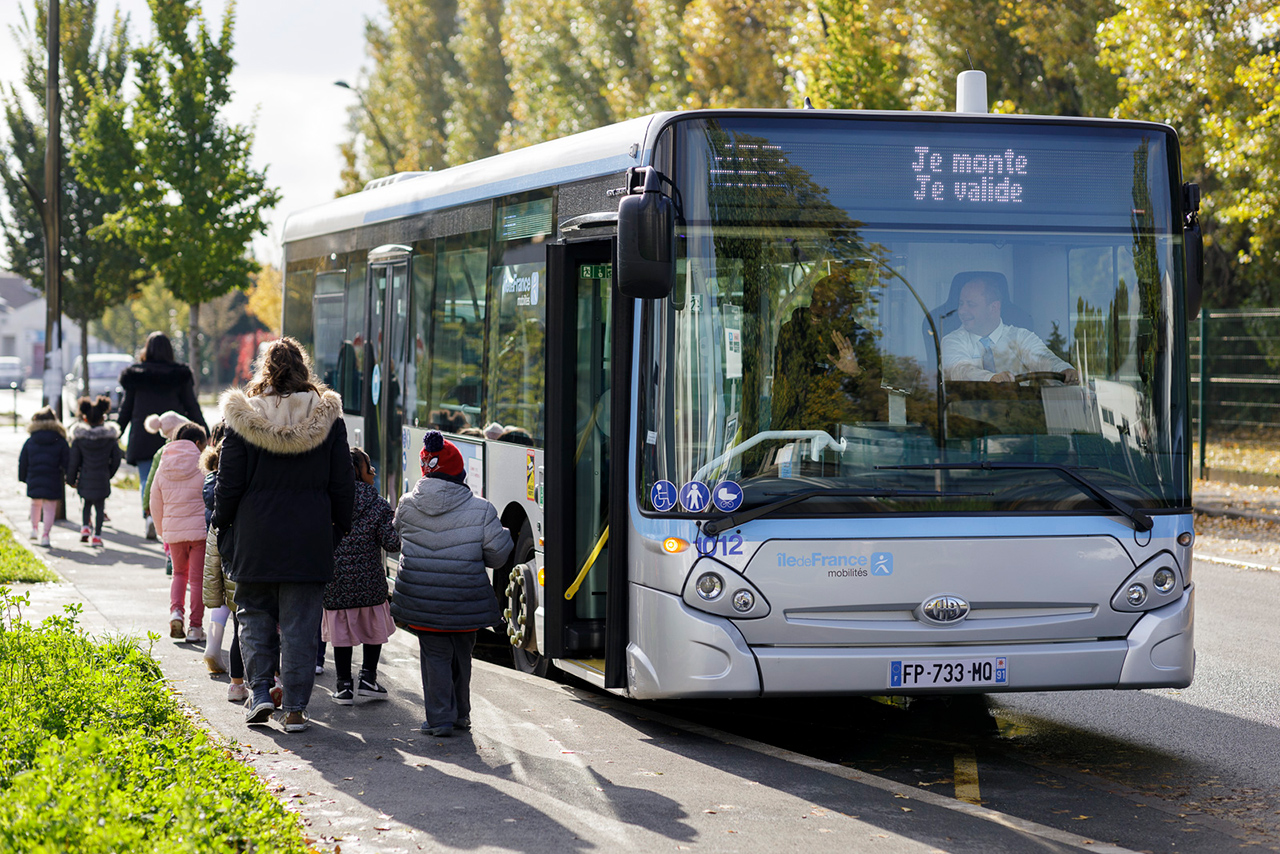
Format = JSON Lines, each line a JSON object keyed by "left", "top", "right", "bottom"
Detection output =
{"left": 117, "top": 332, "right": 207, "bottom": 518}
{"left": 213, "top": 337, "right": 354, "bottom": 733}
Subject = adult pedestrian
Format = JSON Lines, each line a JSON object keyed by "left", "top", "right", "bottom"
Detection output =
{"left": 212, "top": 337, "right": 355, "bottom": 733}
{"left": 117, "top": 331, "right": 207, "bottom": 534}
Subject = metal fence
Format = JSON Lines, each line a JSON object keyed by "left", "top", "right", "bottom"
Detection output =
{"left": 1190, "top": 308, "right": 1280, "bottom": 476}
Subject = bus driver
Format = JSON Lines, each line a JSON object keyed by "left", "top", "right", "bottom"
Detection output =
{"left": 941, "top": 274, "right": 1079, "bottom": 384}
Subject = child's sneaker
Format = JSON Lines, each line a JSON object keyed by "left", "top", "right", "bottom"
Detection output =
{"left": 356, "top": 674, "right": 388, "bottom": 700}
{"left": 270, "top": 678, "right": 283, "bottom": 708}
{"left": 331, "top": 680, "right": 354, "bottom": 705}
{"left": 90, "top": 535, "right": 103, "bottom": 548}
{"left": 283, "top": 710, "right": 310, "bottom": 733}
{"left": 145, "top": 516, "right": 157, "bottom": 540}
{"left": 186, "top": 626, "right": 206, "bottom": 643}
{"left": 29, "top": 527, "right": 38, "bottom": 541}
{"left": 79, "top": 525, "right": 91, "bottom": 542}
{"left": 227, "top": 682, "right": 249, "bottom": 703}
{"left": 169, "top": 609, "right": 184, "bottom": 639}
{"left": 39, "top": 534, "right": 51, "bottom": 548}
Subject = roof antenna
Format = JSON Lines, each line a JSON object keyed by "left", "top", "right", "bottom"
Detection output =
{"left": 966, "top": 49, "right": 975, "bottom": 71}
{"left": 803, "top": 96, "right": 814, "bottom": 110}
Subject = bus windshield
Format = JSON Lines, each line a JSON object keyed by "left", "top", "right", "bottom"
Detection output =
{"left": 640, "top": 116, "right": 1188, "bottom": 516}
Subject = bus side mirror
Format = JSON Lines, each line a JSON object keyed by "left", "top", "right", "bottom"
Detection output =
{"left": 1183, "top": 182, "right": 1204, "bottom": 320}
{"left": 617, "top": 167, "right": 675, "bottom": 300}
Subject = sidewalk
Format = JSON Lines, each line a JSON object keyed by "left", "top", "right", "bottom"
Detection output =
{"left": 1, "top": 428, "right": 1135, "bottom": 854}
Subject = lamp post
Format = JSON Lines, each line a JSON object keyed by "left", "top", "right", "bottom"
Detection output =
{"left": 334, "top": 80, "right": 400, "bottom": 171}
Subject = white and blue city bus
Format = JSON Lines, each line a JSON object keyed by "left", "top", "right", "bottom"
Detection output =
{"left": 281, "top": 77, "right": 1202, "bottom": 698}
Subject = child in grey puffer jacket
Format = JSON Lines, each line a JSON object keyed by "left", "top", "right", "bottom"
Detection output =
{"left": 392, "top": 430, "right": 512, "bottom": 737}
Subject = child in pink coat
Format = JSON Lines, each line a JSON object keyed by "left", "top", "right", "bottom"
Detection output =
{"left": 152, "top": 423, "right": 209, "bottom": 643}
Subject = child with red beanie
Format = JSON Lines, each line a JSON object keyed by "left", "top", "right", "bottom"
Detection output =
{"left": 391, "top": 430, "right": 512, "bottom": 737}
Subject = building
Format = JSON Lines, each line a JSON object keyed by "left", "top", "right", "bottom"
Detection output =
{"left": 0, "top": 272, "right": 109, "bottom": 383}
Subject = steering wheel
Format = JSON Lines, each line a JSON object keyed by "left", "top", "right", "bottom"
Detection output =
{"left": 1013, "top": 371, "right": 1067, "bottom": 385}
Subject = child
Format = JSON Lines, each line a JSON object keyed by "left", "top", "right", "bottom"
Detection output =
{"left": 325, "top": 448, "right": 401, "bottom": 705}
{"left": 200, "top": 423, "right": 234, "bottom": 674}
{"left": 201, "top": 423, "right": 248, "bottom": 701}
{"left": 143, "top": 411, "right": 193, "bottom": 545}
{"left": 392, "top": 431, "right": 512, "bottom": 737}
{"left": 18, "top": 406, "right": 69, "bottom": 547}
{"left": 151, "top": 422, "right": 209, "bottom": 642}
{"left": 66, "top": 396, "right": 122, "bottom": 547}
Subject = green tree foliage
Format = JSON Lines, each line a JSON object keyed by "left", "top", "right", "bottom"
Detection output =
{"left": 73, "top": 0, "right": 279, "bottom": 390}
{"left": 0, "top": 0, "right": 145, "bottom": 392}
{"left": 445, "top": 0, "right": 512, "bottom": 163}
{"left": 1098, "top": 0, "right": 1280, "bottom": 309}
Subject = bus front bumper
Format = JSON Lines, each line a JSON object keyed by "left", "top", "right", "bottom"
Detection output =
{"left": 625, "top": 584, "right": 1193, "bottom": 699}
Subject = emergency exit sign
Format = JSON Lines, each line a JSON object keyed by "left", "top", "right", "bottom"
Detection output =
{"left": 579, "top": 264, "right": 612, "bottom": 279}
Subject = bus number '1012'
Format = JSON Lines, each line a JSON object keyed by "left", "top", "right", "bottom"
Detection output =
{"left": 696, "top": 535, "right": 743, "bottom": 556}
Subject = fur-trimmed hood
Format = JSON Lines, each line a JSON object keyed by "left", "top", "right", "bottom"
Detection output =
{"left": 220, "top": 387, "right": 342, "bottom": 455}
{"left": 200, "top": 444, "right": 220, "bottom": 473}
{"left": 28, "top": 419, "right": 67, "bottom": 438}
{"left": 68, "top": 421, "right": 121, "bottom": 442}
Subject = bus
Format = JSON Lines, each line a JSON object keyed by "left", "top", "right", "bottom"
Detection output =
{"left": 281, "top": 76, "right": 1201, "bottom": 698}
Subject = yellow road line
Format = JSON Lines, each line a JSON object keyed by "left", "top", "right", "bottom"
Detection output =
{"left": 954, "top": 747, "right": 982, "bottom": 805}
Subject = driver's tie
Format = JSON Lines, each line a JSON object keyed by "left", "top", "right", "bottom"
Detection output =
{"left": 979, "top": 337, "right": 996, "bottom": 373}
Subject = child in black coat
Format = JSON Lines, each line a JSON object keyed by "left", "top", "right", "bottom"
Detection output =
{"left": 18, "top": 406, "right": 69, "bottom": 547}
{"left": 67, "top": 396, "right": 123, "bottom": 548}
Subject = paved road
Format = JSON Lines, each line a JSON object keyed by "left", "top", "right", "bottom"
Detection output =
{"left": 642, "top": 555, "right": 1280, "bottom": 853}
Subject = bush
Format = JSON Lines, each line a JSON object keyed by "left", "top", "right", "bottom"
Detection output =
{"left": 0, "top": 589, "right": 316, "bottom": 853}
{"left": 0, "top": 525, "right": 58, "bottom": 584}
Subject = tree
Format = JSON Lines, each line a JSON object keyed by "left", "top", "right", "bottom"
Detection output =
{"left": 95, "top": 275, "right": 188, "bottom": 358}
{"left": 444, "top": 0, "right": 512, "bottom": 164}
{"left": 74, "top": 0, "right": 280, "bottom": 392}
{"left": 788, "top": 0, "right": 906, "bottom": 110}
{"left": 244, "top": 263, "right": 282, "bottom": 335}
{"left": 0, "top": 0, "right": 145, "bottom": 394}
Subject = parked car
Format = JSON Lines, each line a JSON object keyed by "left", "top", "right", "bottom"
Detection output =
{"left": 0, "top": 356, "right": 25, "bottom": 391}
{"left": 63, "top": 353, "right": 132, "bottom": 414}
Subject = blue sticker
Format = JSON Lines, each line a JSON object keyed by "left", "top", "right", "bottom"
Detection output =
{"left": 679, "top": 481, "right": 711, "bottom": 513}
{"left": 890, "top": 661, "right": 903, "bottom": 688}
{"left": 871, "top": 552, "right": 894, "bottom": 575}
{"left": 650, "top": 480, "right": 678, "bottom": 513}
{"left": 712, "top": 481, "right": 744, "bottom": 512}
{"left": 371, "top": 363, "right": 382, "bottom": 400}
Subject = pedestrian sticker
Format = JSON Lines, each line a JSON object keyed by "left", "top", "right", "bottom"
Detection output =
{"left": 712, "top": 481, "right": 743, "bottom": 512}
{"left": 679, "top": 481, "right": 710, "bottom": 513}
{"left": 526, "top": 451, "right": 536, "bottom": 501}
{"left": 651, "top": 480, "right": 677, "bottom": 513}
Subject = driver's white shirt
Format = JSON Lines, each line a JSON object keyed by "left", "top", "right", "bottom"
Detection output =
{"left": 941, "top": 321, "right": 1073, "bottom": 381}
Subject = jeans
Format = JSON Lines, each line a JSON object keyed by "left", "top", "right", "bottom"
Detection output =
{"left": 169, "top": 539, "right": 206, "bottom": 626}
{"left": 136, "top": 458, "right": 151, "bottom": 515}
{"left": 417, "top": 631, "right": 476, "bottom": 728}
{"left": 236, "top": 581, "right": 324, "bottom": 713}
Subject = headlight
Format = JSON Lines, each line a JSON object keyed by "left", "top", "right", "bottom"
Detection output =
{"left": 1126, "top": 583, "right": 1147, "bottom": 607}
{"left": 1152, "top": 568, "right": 1176, "bottom": 593}
{"left": 695, "top": 572, "right": 723, "bottom": 600}
{"left": 732, "top": 589, "right": 755, "bottom": 612}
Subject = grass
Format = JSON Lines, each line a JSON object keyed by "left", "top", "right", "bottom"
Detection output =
{"left": 112, "top": 472, "right": 141, "bottom": 491}
{"left": 0, "top": 524, "right": 58, "bottom": 584}
{"left": 0, "top": 588, "right": 317, "bottom": 853}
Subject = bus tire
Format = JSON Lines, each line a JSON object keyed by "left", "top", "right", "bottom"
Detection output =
{"left": 507, "top": 524, "right": 550, "bottom": 677}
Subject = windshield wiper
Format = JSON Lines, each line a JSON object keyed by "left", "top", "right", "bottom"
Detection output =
{"left": 878, "top": 462, "right": 1153, "bottom": 533}
{"left": 701, "top": 487, "right": 990, "bottom": 536}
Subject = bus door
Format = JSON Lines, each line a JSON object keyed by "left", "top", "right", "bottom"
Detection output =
{"left": 545, "top": 239, "right": 631, "bottom": 688}
{"left": 367, "top": 246, "right": 410, "bottom": 506}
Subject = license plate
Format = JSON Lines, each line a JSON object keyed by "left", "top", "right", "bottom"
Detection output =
{"left": 889, "top": 657, "right": 1008, "bottom": 688}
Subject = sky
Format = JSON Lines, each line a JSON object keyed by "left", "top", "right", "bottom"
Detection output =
{"left": 0, "top": 0, "right": 388, "bottom": 268}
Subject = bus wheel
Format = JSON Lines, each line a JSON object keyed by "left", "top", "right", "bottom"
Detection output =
{"left": 505, "top": 525, "right": 550, "bottom": 677}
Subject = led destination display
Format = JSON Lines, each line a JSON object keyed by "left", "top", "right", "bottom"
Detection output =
{"left": 684, "top": 117, "right": 1175, "bottom": 230}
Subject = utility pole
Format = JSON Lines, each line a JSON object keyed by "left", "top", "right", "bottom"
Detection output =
{"left": 41, "top": 0, "right": 63, "bottom": 419}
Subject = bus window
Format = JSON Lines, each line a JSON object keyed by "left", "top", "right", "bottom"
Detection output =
{"left": 487, "top": 195, "right": 550, "bottom": 445}
{"left": 313, "top": 271, "right": 346, "bottom": 392}
{"left": 283, "top": 266, "right": 315, "bottom": 351}
{"left": 425, "top": 232, "right": 489, "bottom": 433}
{"left": 338, "top": 260, "right": 366, "bottom": 415}
{"left": 409, "top": 252, "right": 433, "bottom": 427}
